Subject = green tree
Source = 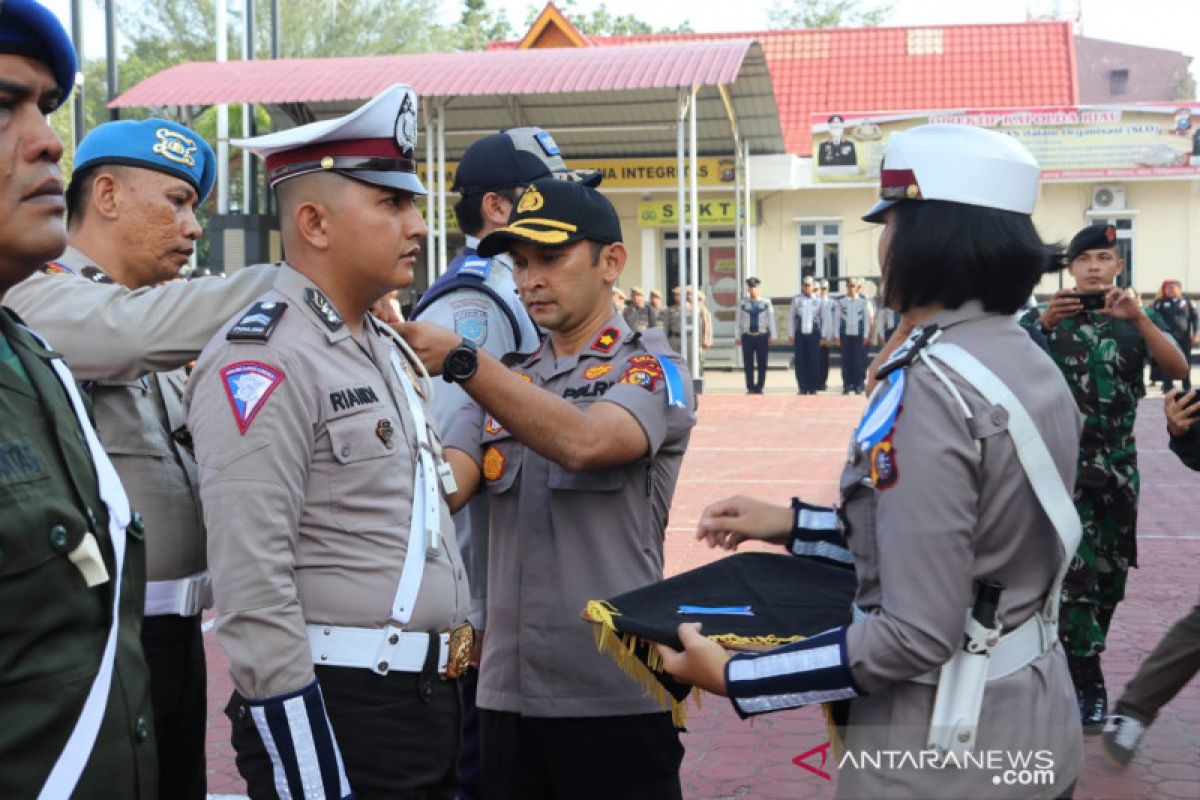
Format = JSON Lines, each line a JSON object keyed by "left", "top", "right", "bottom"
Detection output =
{"left": 1172, "top": 66, "right": 1197, "bottom": 101}
{"left": 767, "top": 0, "right": 891, "bottom": 28}
{"left": 457, "top": 0, "right": 514, "bottom": 51}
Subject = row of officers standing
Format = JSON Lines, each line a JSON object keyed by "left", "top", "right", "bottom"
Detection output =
{"left": 1, "top": 5, "right": 697, "bottom": 798}
{"left": 734, "top": 275, "right": 895, "bottom": 395}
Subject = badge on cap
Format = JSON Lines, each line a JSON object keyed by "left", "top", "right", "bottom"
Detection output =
{"left": 517, "top": 185, "right": 544, "bottom": 214}
{"left": 153, "top": 127, "right": 198, "bottom": 167}
{"left": 220, "top": 361, "right": 285, "bottom": 435}
{"left": 395, "top": 90, "right": 418, "bottom": 154}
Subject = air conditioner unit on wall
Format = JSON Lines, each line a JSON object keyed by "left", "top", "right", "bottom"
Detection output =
{"left": 1091, "top": 184, "right": 1126, "bottom": 211}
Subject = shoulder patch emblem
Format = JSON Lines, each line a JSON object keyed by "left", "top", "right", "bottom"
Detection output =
{"left": 619, "top": 354, "right": 664, "bottom": 392}
{"left": 591, "top": 327, "right": 620, "bottom": 354}
{"left": 454, "top": 308, "right": 489, "bottom": 346}
{"left": 484, "top": 416, "right": 504, "bottom": 436}
{"left": 227, "top": 301, "right": 287, "bottom": 341}
{"left": 870, "top": 434, "right": 898, "bottom": 491}
{"left": 482, "top": 445, "right": 506, "bottom": 481}
{"left": 80, "top": 266, "right": 114, "bottom": 284}
{"left": 584, "top": 364, "right": 613, "bottom": 380}
{"left": 458, "top": 257, "right": 491, "bottom": 280}
{"left": 305, "top": 288, "right": 344, "bottom": 332}
{"left": 220, "top": 361, "right": 285, "bottom": 435}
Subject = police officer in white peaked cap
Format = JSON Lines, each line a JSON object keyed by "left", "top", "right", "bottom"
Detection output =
{"left": 660, "top": 124, "right": 1085, "bottom": 799}
{"left": 185, "top": 84, "right": 470, "bottom": 799}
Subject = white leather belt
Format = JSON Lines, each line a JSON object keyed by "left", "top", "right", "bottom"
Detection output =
{"left": 307, "top": 624, "right": 448, "bottom": 676}
{"left": 144, "top": 571, "right": 212, "bottom": 617}
{"left": 852, "top": 604, "right": 1057, "bottom": 685}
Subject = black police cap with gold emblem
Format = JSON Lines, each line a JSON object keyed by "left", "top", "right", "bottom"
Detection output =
{"left": 476, "top": 177, "right": 621, "bottom": 257}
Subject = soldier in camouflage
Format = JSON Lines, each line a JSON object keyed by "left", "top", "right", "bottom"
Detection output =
{"left": 1021, "top": 223, "right": 1188, "bottom": 732}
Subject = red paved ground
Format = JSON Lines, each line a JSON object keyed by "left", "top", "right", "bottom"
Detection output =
{"left": 204, "top": 386, "right": 1200, "bottom": 799}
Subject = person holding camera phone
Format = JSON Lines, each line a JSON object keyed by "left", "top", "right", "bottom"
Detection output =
{"left": 1102, "top": 388, "right": 1200, "bottom": 766}
{"left": 1021, "top": 223, "right": 1188, "bottom": 731}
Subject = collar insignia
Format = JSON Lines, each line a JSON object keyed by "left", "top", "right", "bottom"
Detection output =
{"left": 591, "top": 326, "right": 620, "bottom": 354}
{"left": 80, "top": 266, "right": 114, "bottom": 284}
{"left": 305, "top": 288, "right": 344, "bottom": 332}
{"left": 153, "top": 127, "right": 198, "bottom": 167}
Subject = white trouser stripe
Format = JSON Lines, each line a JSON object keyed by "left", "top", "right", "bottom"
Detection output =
{"left": 728, "top": 641, "right": 841, "bottom": 682}
{"left": 791, "top": 539, "right": 853, "bottom": 564}
{"left": 797, "top": 508, "right": 838, "bottom": 530}
{"left": 250, "top": 706, "right": 293, "bottom": 800}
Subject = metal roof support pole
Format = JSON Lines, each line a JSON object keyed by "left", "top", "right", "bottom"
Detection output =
{"left": 689, "top": 84, "right": 702, "bottom": 383}
{"left": 676, "top": 88, "right": 689, "bottom": 368}
{"left": 215, "top": 0, "right": 229, "bottom": 216}
{"left": 425, "top": 107, "right": 437, "bottom": 288}
{"left": 436, "top": 100, "right": 448, "bottom": 276}
{"left": 744, "top": 137, "right": 754, "bottom": 280}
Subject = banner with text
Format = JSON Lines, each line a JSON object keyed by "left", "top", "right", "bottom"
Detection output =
{"left": 811, "top": 103, "right": 1200, "bottom": 182}
{"left": 637, "top": 198, "right": 758, "bottom": 228}
{"left": 418, "top": 156, "right": 737, "bottom": 191}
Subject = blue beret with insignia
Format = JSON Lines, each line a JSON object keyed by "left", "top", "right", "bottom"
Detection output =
{"left": 74, "top": 118, "right": 217, "bottom": 203}
{"left": 0, "top": 0, "right": 78, "bottom": 110}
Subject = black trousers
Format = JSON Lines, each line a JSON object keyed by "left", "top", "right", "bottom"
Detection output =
{"left": 456, "top": 666, "right": 482, "bottom": 800}
{"left": 793, "top": 332, "right": 821, "bottom": 392}
{"left": 141, "top": 613, "right": 207, "bottom": 800}
{"left": 741, "top": 333, "right": 770, "bottom": 392}
{"left": 228, "top": 663, "right": 461, "bottom": 799}
{"left": 839, "top": 334, "right": 867, "bottom": 391}
{"left": 819, "top": 343, "right": 830, "bottom": 388}
{"left": 479, "top": 710, "right": 683, "bottom": 800}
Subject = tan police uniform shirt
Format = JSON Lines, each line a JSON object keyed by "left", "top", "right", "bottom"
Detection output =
{"left": 445, "top": 316, "right": 696, "bottom": 717}
{"left": 5, "top": 247, "right": 277, "bottom": 584}
{"left": 4, "top": 248, "right": 277, "bottom": 381}
{"left": 184, "top": 263, "right": 468, "bottom": 700}
{"left": 837, "top": 301, "right": 1083, "bottom": 799}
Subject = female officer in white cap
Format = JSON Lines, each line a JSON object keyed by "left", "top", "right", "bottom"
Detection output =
{"left": 658, "top": 124, "right": 1084, "bottom": 799}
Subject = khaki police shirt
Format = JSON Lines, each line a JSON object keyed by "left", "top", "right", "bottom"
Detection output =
{"left": 4, "top": 248, "right": 277, "bottom": 381}
{"left": 9, "top": 247, "right": 209, "bottom": 583}
{"left": 445, "top": 317, "right": 696, "bottom": 717}
{"left": 836, "top": 301, "right": 1083, "bottom": 799}
{"left": 184, "top": 264, "right": 468, "bottom": 700}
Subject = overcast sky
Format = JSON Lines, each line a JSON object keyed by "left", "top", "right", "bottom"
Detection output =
{"left": 47, "top": 0, "right": 1199, "bottom": 84}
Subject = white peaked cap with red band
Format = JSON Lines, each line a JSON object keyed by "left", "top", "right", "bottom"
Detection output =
{"left": 233, "top": 84, "right": 425, "bottom": 195}
{"left": 862, "top": 124, "right": 1040, "bottom": 223}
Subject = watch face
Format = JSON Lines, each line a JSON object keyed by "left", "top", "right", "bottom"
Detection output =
{"left": 447, "top": 346, "right": 476, "bottom": 380}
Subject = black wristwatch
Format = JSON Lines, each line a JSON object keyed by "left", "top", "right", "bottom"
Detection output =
{"left": 442, "top": 338, "right": 478, "bottom": 384}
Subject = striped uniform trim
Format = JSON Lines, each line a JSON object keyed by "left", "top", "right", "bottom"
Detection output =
{"left": 789, "top": 500, "right": 853, "bottom": 568}
{"left": 248, "top": 680, "right": 352, "bottom": 800}
{"left": 725, "top": 626, "right": 863, "bottom": 719}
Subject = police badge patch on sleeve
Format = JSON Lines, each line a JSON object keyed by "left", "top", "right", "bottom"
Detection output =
{"left": 220, "top": 361, "right": 285, "bottom": 434}
{"left": 454, "top": 308, "right": 488, "bottom": 346}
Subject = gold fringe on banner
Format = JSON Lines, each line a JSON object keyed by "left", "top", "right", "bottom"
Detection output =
{"left": 583, "top": 600, "right": 810, "bottom": 728}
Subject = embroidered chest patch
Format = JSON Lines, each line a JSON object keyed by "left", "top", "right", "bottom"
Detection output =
{"left": 220, "top": 361, "right": 285, "bottom": 434}
{"left": 870, "top": 434, "right": 898, "bottom": 491}
{"left": 584, "top": 364, "right": 613, "bottom": 380}
{"left": 482, "top": 445, "right": 506, "bottom": 481}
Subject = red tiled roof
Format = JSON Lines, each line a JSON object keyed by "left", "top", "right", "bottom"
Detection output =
{"left": 492, "top": 23, "right": 1079, "bottom": 153}
{"left": 111, "top": 40, "right": 760, "bottom": 108}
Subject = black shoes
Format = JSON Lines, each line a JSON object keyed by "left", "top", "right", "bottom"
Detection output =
{"left": 1068, "top": 654, "right": 1108, "bottom": 733}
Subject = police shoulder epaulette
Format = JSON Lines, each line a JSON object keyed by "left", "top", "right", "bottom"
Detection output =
{"left": 227, "top": 301, "right": 288, "bottom": 341}
{"left": 458, "top": 256, "right": 492, "bottom": 280}
{"left": 875, "top": 324, "right": 939, "bottom": 380}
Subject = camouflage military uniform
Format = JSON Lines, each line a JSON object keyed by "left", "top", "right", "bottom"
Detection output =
{"left": 1021, "top": 305, "right": 1170, "bottom": 657}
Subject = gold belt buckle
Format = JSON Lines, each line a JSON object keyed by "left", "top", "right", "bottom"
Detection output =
{"left": 443, "top": 622, "right": 475, "bottom": 680}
